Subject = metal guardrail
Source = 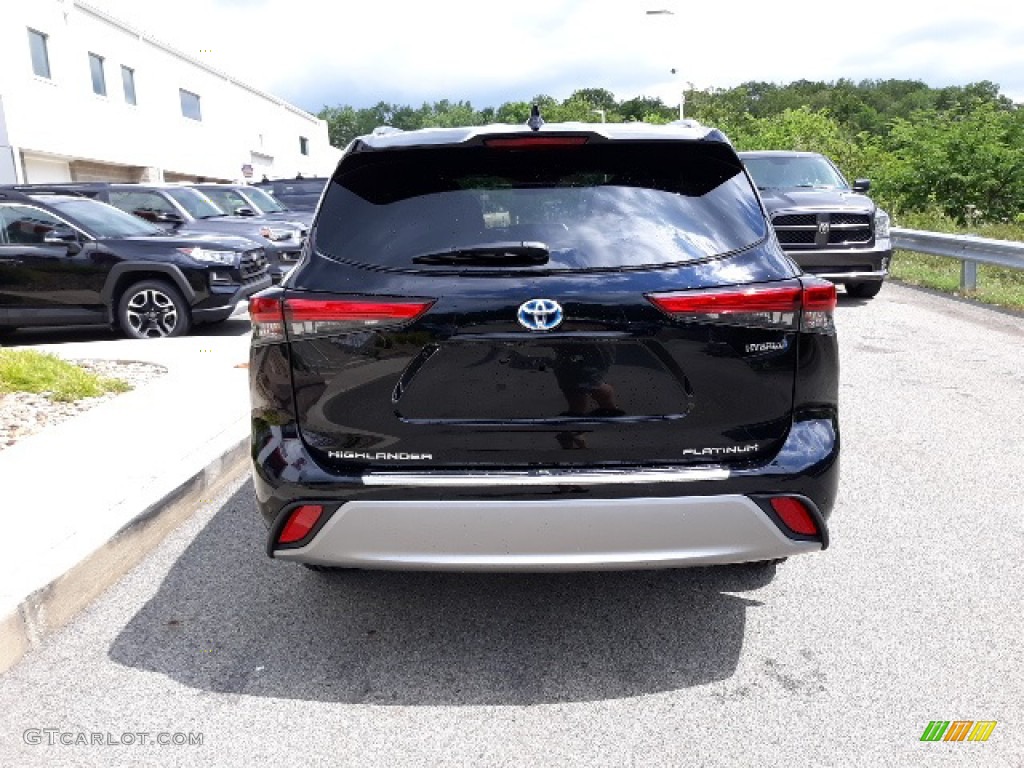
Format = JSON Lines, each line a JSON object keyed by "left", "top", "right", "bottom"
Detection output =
{"left": 891, "top": 227, "right": 1024, "bottom": 291}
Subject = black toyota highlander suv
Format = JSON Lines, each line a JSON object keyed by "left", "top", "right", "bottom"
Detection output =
{"left": 0, "top": 188, "right": 270, "bottom": 337}
{"left": 248, "top": 118, "right": 840, "bottom": 573}
{"left": 739, "top": 150, "right": 892, "bottom": 298}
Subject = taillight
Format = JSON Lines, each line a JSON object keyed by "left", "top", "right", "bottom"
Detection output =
{"left": 249, "top": 296, "right": 285, "bottom": 344}
{"left": 278, "top": 504, "right": 324, "bottom": 544}
{"left": 646, "top": 280, "right": 836, "bottom": 333}
{"left": 800, "top": 279, "right": 837, "bottom": 333}
{"left": 647, "top": 284, "right": 801, "bottom": 330}
{"left": 284, "top": 298, "right": 434, "bottom": 338}
{"left": 249, "top": 296, "right": 434, "bottom": 344}
{"left": 769, "top": 497, "right": 820, "bottom": 537}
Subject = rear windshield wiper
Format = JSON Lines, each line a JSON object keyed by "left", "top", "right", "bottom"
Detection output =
{"left": 412, "top": 242, "right": 550, "bottom": 266}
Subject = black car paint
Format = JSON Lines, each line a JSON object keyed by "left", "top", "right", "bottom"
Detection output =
{"left": 249, "top": 280, "right": 839, "bottom": 532}
{"left": 249, "top": 130, "right": 841, "bottom": 555}
{"left": 0, "top": 190, "right": 270, "bottom": 329}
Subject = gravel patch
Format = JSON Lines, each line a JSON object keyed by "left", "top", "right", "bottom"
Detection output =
{"left": 0, "top": 359, "right": 167, "bottom": 450}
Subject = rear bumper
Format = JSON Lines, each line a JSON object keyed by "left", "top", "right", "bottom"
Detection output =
{"left": 253, "top": 416, "right": 839, "bottom": 571}
{"left": 273, "top": 495, "right": 823, "bottom": 571}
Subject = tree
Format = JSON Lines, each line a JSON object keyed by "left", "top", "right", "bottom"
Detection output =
{"left": 881, "top": 103, "right": 1024, "bottom": 222}
{"left": 568, "top": 88, "right": 618, "bottom": 112}
{"left": 619, "top": 96, "right": 674, "bottom": 123}
{"left": 315, "top": 78, "right": 1021, "bottom": 224}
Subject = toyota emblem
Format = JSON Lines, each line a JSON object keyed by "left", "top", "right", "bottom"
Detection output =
{"left": 517, "top": 299, "right": 564, "bottom": 331}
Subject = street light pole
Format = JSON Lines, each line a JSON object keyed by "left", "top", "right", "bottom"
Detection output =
{"left": 672, "top": 69, "right": 685, "bottom": 119}
{"left": 592, "top": 108, "right": 607, "bottom": 123}
{"left": 646, "top": 10, "right": 685, "bottom": 121}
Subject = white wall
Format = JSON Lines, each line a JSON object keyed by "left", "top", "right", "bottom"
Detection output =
{"left": 0, "top": 0, "right": 341, "bottom": 184}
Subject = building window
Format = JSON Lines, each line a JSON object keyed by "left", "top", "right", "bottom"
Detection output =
{"left": 88, "top": 53, "right": 106, "bottom": 96}
{"left": 299, "top": 136, "right": 309, "bottom": 155}
{"left": 121, "top": 66, "right": 136, "bottom": 105}
{"left": 179, "top": 89, "right": 202, "bottom": 121}
{"left": 28, "top": 29, "right": 51, "bottom": 79}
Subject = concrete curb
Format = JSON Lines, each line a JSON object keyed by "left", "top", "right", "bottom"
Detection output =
{"left": 0, "top": 438, "right": 250, "bottom": 674}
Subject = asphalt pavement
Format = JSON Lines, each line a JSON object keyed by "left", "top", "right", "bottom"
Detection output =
{"left": 0, "top": 284, "right": 1022, "bottom": 767}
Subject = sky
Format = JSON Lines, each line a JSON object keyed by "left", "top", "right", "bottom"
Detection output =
{"left": 87, "top": 0, "right": 1024, "bottom": 114}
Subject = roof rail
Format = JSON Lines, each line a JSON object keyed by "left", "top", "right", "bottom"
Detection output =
{"left": 0, "top": 185, "right": 90, "bottom": 199}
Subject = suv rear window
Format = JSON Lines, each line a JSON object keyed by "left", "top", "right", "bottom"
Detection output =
{"left": 315, "top": 141, "right": 766, "bottom": 272}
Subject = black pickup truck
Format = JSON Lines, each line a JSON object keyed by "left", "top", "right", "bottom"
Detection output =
{"left": 740, "top": 151, "right": 892, "bottom": 298}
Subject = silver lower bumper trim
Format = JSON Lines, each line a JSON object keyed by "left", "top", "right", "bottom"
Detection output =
{"left": 275, "top": 495, "right": 820, "bottom": 571}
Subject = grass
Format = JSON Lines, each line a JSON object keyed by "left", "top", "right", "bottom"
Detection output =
{"left": 0, "top": 350, "right": 131, "bottom": 402}
{"left": 890, "top": 251, "right": 1024, "bottom": 311}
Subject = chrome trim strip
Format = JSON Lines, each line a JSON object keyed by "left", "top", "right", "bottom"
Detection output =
{"left": 775, "top": 223, "right": 868, "bottom": 230}
{"left": 360, "top": 466, "right": 730, "bottom": 487}
{"left": 783, "top": 247, "right": 889, "bottom": 257}
{"left": 813, "top": 270, "right": 887, "bottom": 279}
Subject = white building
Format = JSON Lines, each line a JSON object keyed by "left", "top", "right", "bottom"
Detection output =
{"left": 0, "top": 0, "right": 341, "bottom": 184}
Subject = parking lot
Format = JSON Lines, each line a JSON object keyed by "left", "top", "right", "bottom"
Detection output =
{"left": 0, "top": 282, "right": 1022, "bottom": 767}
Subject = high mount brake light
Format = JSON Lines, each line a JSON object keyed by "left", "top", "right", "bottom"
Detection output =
{"left": 250, "top": 297, "right": 434, "bottom": 344}
{"left": 646, "top": 281, "right": 836, "bottom": 333}
{"left": 483, "top": 137, "right": 589, "bottom": 149}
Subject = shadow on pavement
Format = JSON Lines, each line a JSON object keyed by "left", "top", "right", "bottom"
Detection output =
{"left": 110, "top": 480, "right": 775, "bottom": 706}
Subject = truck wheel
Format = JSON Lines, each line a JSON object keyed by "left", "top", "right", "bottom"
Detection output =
{"left": 117, "top": 280, "right": 192, "bottom": 338}
{"left": 845, "top": 281, "right": 883, "bottom": 299}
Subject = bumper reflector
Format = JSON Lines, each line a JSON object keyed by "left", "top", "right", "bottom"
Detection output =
{"left": 278, "top": 505, "right": 324, "bottom": 544}
{"left": 770, "top": 497, "right": 819, "bottom": 536}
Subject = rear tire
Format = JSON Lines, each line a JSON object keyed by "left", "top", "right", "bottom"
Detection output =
{"left": 117, "top": 280, "right": 192, "bottom": 339}
{"left": 845, "top": 281, "right": 883, "bottom": 299}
